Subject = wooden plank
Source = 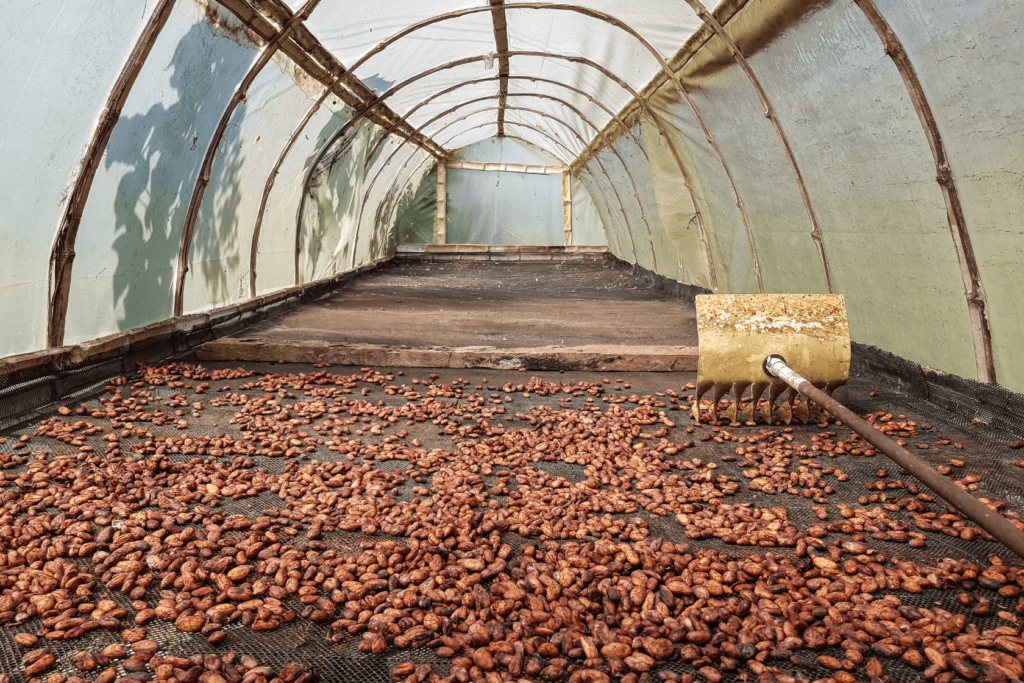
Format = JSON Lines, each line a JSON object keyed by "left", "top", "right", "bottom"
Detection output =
{"left": 445, "top": 160, "right": 566, "bottom": 174}
{"left": 435, "top": 161, "right": 447, "bottom": 244}
{"left": 562, "top": 171, "right": 573, "bottom": 245}
{"left": 198, "top": 339, "right": 699, "bottom": 372}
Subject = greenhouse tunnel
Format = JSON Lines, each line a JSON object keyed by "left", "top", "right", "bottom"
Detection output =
{"left": 0, "top": 0, "right": 1024, "bottom": 681}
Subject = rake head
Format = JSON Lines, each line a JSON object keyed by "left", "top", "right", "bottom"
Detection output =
{"left": 693, "top": 294, "right": 851, "bottom": 425}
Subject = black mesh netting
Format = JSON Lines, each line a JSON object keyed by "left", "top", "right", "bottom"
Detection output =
{"left": 0, "top": 354, "right": 1021, "bottom": 683}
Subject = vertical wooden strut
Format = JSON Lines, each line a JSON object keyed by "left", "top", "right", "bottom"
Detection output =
{"left": 853, "top": 0, "right": 996, "bottom": 383}
{"left": 488, "top": 0, "right": 511, "bottom": 138}
{"left": 174, "top": 0, "right": 321, "bottom": 317}
{"left": 46, "top": 0, "right": 178, "bottom": 348}
{"left": 435, "top": 160, "right": 448, "bottom": 244}
{"left": 562, "top": 171, "right": 573, "bottom": 245}
{"left": 684, "top": 0, "right": 832, "bottom": 293}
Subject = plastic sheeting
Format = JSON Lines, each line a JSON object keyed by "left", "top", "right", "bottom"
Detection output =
{"left": 1, "top": 0, "right": 1022, "bottom": 397}
{"left": 66, "top": 0, "right": 257, "bottom": 342}
{"left": 446, "top": 139, "right": 563, "bottom": 245}
{"left": 0, "top": 0, "right": 161, "bottom": 354}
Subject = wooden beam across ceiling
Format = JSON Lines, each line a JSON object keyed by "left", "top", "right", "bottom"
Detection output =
{"left": 488, "top": 0, "right": 511, "bottom": 137}
{"left": 217, "top": 0, "right": 447, "bottom": 157}
{"left": 446, "top": 160, "right": 566, "bottom": 174}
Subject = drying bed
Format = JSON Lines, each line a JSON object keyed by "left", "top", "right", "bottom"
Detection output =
{"left": 229, "top": 259, "right": 698, "bottom": 350}
{"left": 0, "top": 359, "right": 1020, "bottom": 683}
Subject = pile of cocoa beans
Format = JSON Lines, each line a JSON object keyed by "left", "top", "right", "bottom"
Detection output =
{"left": 7, "top": 641, "right": 316, "bottom": 683}
{"left": 0, "top": 362, "right": 1020, "bottom": 683}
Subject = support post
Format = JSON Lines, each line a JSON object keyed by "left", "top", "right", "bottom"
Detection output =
{"left": 435, "top": 160, "right": 447, "bottom": 244}
{"left": 562, "top": 171, "right": 573, "bottom": 245}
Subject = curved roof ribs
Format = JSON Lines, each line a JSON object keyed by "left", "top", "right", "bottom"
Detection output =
{"left": 853, "top": 0, "right": 995, "bottom": 383}
{"left": 290, "top": 42, "right": 677, "bottom": 285}
{"left": 348, "top": 118, "right": 592, "bottom": 277}
{"left": 344, "top": 93, "right": 655, "bottom": 273}
{"left": 173, "top": 0, "right": 322, "bottom": 318}
{"left": 684, "top": 0, "right": 831, "bottom": 293}
{"left": 357, "top": 117, "right": 633, "bottom": 273}
{"left": 297, "top": 98, "right": 643, "bottom": 280}
{"left": 348, "top": 5, "right": 760, "bottom": 282}
{"left": 362, "top": 74, "right": 648, "bottom": 169}
{"left": 248, "top": 4, "right": 754, "bottom": 295}
{"left": 249, "top": 49, "right": 650, "bottom": 293}
{"left": 46, "top": 0, "right": 177, "bottom": 349}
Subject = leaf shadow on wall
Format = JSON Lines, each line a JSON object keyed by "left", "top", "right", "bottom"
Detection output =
{"left": 390, "top": 164, "right": 438, "bottom": 247}
{"left": 299, "top": 125, "right": 361, "bottom": 283}
{"left": 108, "top": 22, "right": 234, "bottom": 330}
{"left": 189, "top": 122, "right": 243, "bottom": 308}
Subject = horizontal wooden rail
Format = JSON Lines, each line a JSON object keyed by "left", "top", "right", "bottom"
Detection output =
{"left": 445, "top": 160, "right": 567, "bottom": 174}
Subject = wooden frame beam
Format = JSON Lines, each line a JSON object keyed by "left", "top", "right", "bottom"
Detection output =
{"left": 435, "top": 160, "right": 447, "bottom": 244}
{"left": 488, "top": 0, "right": 511, "bottom": 137}
{"left": 217, "top": 0, "right": 446, "bottom": 155}
{"left": 45, "top": 0, "right": 177, "bottom": 348}
{"left": 562, "top": 171, "right": 573, "bottom": 245}
{"left": 398, "top": 93, "right": 657, "bottom": 268}
{"left": 446, "top": 160, "right": 566, "bottom": 174}
{"left": 853, "top": 0, "right": 995, "bottom": 382}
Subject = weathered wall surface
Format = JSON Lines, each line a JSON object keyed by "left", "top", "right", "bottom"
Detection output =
{"left": 446, "top": 139, "right": 564, "bottom": 245}
{"left": 873, "top": 0, "right": 1024, "bottom": 388}
{"left": 569, "top": 177, "right": 607, "bottom": 246}
{"left": 181, "top": 54, "right": 327, "bottom": 314}
{"left": 254, "top": 104, "right": 350, "bottom": 296}
{"left": 439, "top": 138, "right": 606, "bottom": 247}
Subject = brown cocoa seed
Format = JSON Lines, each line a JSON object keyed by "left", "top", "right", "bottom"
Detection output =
{"left": 625, "top": 653, "right": 655, "bottom": 672}
{"left": 122, "top": 628, "right": 147, "bottom": 643}
{"left": 25, "top": 653, "right": 57, "bottom": 676}
{"left": 602, "top": 643, "right": 632, "bottom": 659}
{"left": 71, "top": 651, "right": 98, "bottom": 671}
{"left": 175, "top": 613, "right": 206, "bottom": 632}
{"left": 14, "top": 633, "right": 38, "bottom": 647}
{"left": 101, "top": 643, "right": 128, "bottom": 659}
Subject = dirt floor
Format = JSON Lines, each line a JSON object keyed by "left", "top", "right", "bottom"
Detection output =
{"left": 235, "top": 260, "right": 697, "bottom": 349}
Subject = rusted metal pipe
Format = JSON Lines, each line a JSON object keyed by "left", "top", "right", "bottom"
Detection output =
{"left": 765, "top": 355, "right": 1024, "bottom": 560}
